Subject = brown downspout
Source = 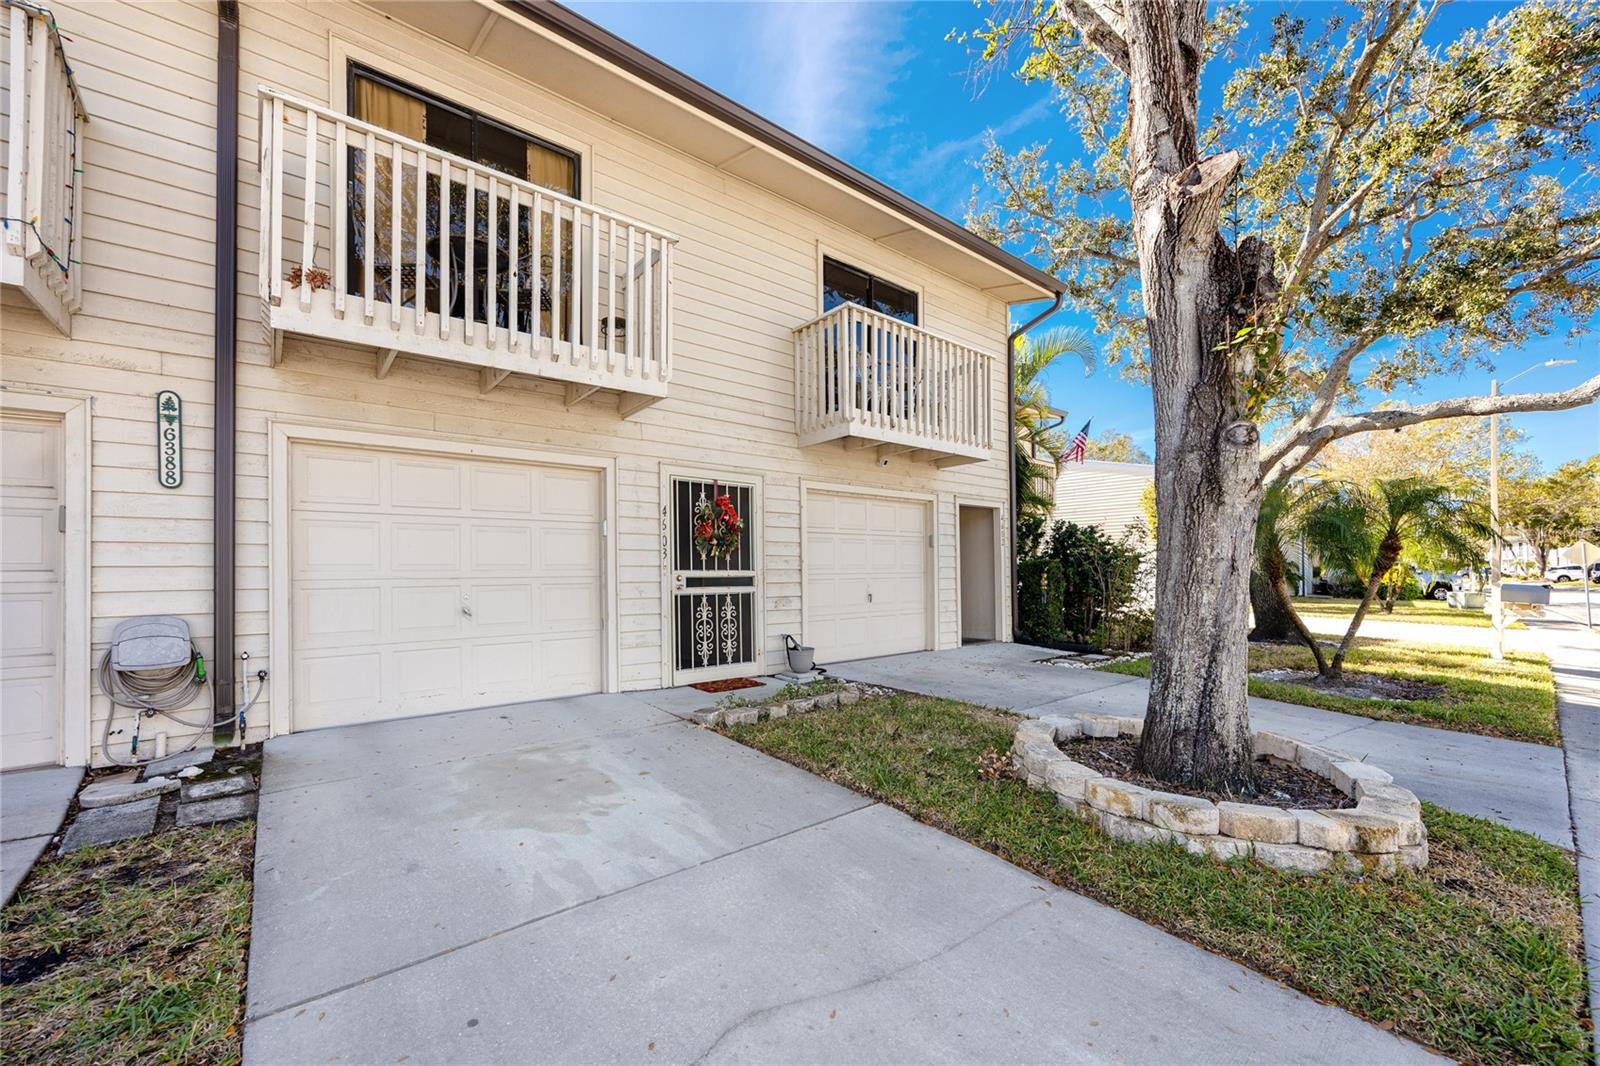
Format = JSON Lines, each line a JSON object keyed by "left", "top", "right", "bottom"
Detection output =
{"left": 213, "top": 1, "right": 239, "bottom": 738}
{"left": 1007, "top": 293, "right": 1065, "bottom": 641}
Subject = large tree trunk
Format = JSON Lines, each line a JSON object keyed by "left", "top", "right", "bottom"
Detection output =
{"left": 1118, "top": 2, "right": 1275, "bottom": 794}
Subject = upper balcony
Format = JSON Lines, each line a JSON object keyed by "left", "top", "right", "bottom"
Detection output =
{"left": 793, "top": 303, "right": 995, "bottom": 466}
{"left": 2, "top": 4, "right": 87, "bottom": 336}
{"left": 257, "top": 88, "right": 676, "bottom": 413}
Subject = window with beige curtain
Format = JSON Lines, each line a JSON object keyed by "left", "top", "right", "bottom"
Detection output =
{"left": 352, "top": 76, "right": 425, "bottom": 306}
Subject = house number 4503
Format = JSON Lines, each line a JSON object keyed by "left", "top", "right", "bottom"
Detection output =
{"left": 156, "top": 390, "right": 183, "bottom": 489}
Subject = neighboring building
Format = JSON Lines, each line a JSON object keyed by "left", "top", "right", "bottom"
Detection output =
{"left": 1049, "top": 459, "right": 1154, "bottom": 542}
{"left": 0, "top": 0, "right": 1060, "bottom": 767}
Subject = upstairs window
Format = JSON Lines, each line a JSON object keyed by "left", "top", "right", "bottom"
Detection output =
{"left": 822, "top": 257, "right": 918, "bottom": 324}
{"left": 350, "top": 66, "right": 578, "bottom": 195}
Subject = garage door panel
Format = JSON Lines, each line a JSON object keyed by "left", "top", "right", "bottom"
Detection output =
{"left": 471, "top": 526, "right": 534, "bottom": 572}
{"left": 806, "top": 491, "right": 929, "bottom": 664}
{"left": 392, "top": 523, "right": 462, "bottom": 571}
{"left": 297, "top": 519, "right": 382, "bottom": 575}
{"left": 297, "top": 586, "right": 382, "bottom": 644}
{"left": 291, "top": 444, "right": 605, "bottom": 732}
{"left": 391, "top": 460, "right": 462, "bottom": 510}
{"left": 298, "top": 450, "right": 381, "bottom": 507}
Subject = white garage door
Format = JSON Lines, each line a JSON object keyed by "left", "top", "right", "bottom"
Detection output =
{"left": 290, "top": 444, "right": 604, "bottom": 731}
{"left": 805, "top": 491, "right": 930, "bottom": 663}
{"left": 1, "top": 415, "right": 62, "bottom": 769}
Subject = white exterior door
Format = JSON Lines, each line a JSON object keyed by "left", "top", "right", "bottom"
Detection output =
{"left": 1, "top": 415, "right": 63, "bottom": 768}
{"left": 668, "top": 475, "right": 761, "bottom": 685}
{"left": 289, "top": 443, "right": 604, "bottom": 731}
{"left": 805, "top": 490, "right": 930, "bottom": 663}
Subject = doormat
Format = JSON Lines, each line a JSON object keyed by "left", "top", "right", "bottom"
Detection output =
{"left": 689, "top": 677, "right": 763, "bottom": 694}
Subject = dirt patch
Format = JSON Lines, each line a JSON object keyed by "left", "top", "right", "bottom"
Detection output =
{"left": 1059, "top": 734, "right": 1354, "bottom": 809}
{"left": 1253, "top": 668, "right": 1446, "bottom": 703}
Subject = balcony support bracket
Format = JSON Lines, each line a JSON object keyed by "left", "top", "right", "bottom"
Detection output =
{"left": 375, "top": 348, "right": 398, "bottom": 379}
{"left": 617, "top": 392, "right": 660, "bottom": 420}
{"left": 565, "top": 383, "right": 602, "bottom": 409}
{"left": 479, "top": 367, "right": 511, "bottom": 394}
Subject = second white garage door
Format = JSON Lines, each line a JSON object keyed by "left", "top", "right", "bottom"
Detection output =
{"left": 290, "top": 444, "right": 604, "bottom": 731}
{"left": 805, "top": 490, "right": 930, "bottom": 663}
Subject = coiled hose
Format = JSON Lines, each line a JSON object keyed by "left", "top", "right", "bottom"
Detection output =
{"left": 97, "top": 642, "right": 216, "bottom": 767}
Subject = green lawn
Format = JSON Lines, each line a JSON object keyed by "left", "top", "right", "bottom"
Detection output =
{"left": 1292, "top": 596, "right": 1522, "bottom": 629}
{"left": 1, "top": 824, "right": 254, "bottom": 1065}
{"left": 721, "top": 693, "right": 1590, "bottom": 1066}
{"left": 1099, "top": 639, "right": 1558, "bottom": 743}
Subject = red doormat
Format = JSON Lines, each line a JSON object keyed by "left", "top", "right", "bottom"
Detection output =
{"left": 689, "top": 677, "right": 764, "bottom": 693}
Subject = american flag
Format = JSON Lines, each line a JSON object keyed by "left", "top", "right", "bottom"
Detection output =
{"left": 1063, "top": 419, "right": 1091, "bottom": 463}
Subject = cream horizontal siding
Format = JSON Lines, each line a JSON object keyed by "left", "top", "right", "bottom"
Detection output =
{"left": 2, "top": 0, "right": 1017, "bottom": 765}
{"left": 1051, "top": 461, "right": 1155, "bottom": 541}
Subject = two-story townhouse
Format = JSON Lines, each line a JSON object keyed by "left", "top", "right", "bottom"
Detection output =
{"left": 0, "top": 0, "right": 1063, "bottom": 769}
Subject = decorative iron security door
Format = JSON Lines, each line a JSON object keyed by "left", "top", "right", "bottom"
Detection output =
{"left": 670, "top": 476, "right": 759, "bottom": 683}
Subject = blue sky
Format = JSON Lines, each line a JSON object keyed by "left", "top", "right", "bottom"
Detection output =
{"left": 571, "top": 0, "right": 1600, "bottom": 471}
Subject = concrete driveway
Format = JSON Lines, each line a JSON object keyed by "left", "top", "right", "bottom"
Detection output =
{"left": 243, "top": 691, "right": 1433, "bottom": 1064}
{"left": 834, "top": 642, "right": 1573, "bottom": 846}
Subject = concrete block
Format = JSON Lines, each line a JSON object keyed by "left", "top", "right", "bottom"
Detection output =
{"left": 60, "top": 797, "right": 159, "bottom": 853}
{"left": 1330, "top": 760, "right": 1393, "bottom": 796}
{"left": 1037, "top": 716, "right": 1082, "bottom": 741}
{"left": 181, "top": 774, "right": 256, "bottom": 802}
{"left": 1055, "top": 796, "right": 1094, "bottom": 820}
{"left": 1250, "top": 842, "right": 1334, "bottom": 875}
{"left": 1251, "top": 731, "right": 1300, "bottom": 763}
{"left": 1397, "top": 841, "right": 1429, "bottom": 870}
{"left": 1183, "top": 834, "right": 1250, "bottom": 862}
{"left": 1077, "top": 714, "right": 1123, "bottom": 739}
{"left": 1216, "top": 802, "right": 1299, "bottom": 844}
{"left": 788, "top": 698, "right": 816, "bottom": 714}
{"left": 79, "top": 774, "right": 179, "bottom": 809}
{"left": 1294, "top": 745, "right": 1342, "bottom": 779}
{"left": 1293, "top": 810, "right": 1355, "bottom": 851}
{"left": 765, "top": 703, "right": 789, "bottom": 720}
{"left": 177, "top": 792, "right": 258, "bottom": 826}
{"left": 813, "top": 692, "right": 840, "bottom": 710}
{"left": 723, "top": 708, "right": 760, "bottom": 726}
{"left": 1043, "top": 759, "right": 1100, "bottom": 802}
{"left": 1338, "top": 851, "right": 1400, "bottom": 876}
{"left": 1146, "top": 793, "right": 1219, "bottom": 835}
{"left": 1014, "top": 722, "right": 1056, "bottom": 752}
{"left": 1020, "top": 742, "right": 1063, "bottom": 779}
{"left": 689, "top": 708, "right": 723, "bottom": 726}
{"left": 142, "top": 747, "right": 213, "bottom": 778}
{"left": 1098, "top": 811, "right": 1175, "bottom": 847}
{"left": 1114, "top": 717, "right": 1144, "bottom": 739}
{"left": 837, "top": 686, "right": 861, "bottom": 706}
{"left": 1323, "top": 810, "right": 1403, "bottom": 853}
{"left": 1084, "top": 778, "right": 1150, "bottom": 820}
{"left": 1355, "top": 782, "right": 1422, "bottom": 816}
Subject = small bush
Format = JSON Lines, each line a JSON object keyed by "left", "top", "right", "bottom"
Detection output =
{"left": 1018, "top": 557, "right": 1065, "bottom": 641}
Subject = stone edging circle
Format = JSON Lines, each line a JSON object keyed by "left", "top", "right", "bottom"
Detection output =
{"left": 1013, "top": 713, "right": 1427, "bottom": 875}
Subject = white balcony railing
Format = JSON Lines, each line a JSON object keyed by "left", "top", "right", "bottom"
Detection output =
{"left": 793, "top": 303, "right": 994, "bottom": 464}
{"left": 2, "top": 3, "right": 87, "bottom": 335}
{"left": 257, "top": 88, "right": 676, "bottom": 409}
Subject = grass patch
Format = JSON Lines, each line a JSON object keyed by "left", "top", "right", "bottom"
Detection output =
{"left": 722, "top": 693, "right": 1591, "bottom": 1066}
{"left": 1, "top": 824, "right": 255, "bottom": 1066}
{"left": 1292, "top": 596, "right": 1522, "bottom": 629}
{"left": 1099, "top": 639, "right": 1557, "bottom": 743}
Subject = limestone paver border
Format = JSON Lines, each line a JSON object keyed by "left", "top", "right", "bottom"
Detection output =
{"left": 1013, "top": 713, "right": 1427, "bottom": 875}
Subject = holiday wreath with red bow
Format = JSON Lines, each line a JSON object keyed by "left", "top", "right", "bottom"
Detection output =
{"left": 693, "top": 487, "right": 743, "bottom": 564}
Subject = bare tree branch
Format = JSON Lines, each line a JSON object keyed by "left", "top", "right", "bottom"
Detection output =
{"left": 1263, "top": 373, "right": 1600, "bottom": 483}
{"left": 1056, "top": 0, "right": 1130, "bottom": 74}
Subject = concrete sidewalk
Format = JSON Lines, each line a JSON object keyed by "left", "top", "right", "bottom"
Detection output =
{"left": 1540, "top": 617, "right": 1600, "bottom": 1066}
{"left": 0, "top": 765, "right": 83, "bottom": 906}
{"left": 833, "top": 642, "right": 1573, "bottom": 846}
{"left": 243, "top": 692, "right": 1434, "bottom": 1065}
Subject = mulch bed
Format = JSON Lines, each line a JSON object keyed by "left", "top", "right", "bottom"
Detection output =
{"left": 1059, "top": 734, "right": 1354, "bottom": 809}
{"left": 1252, "top": 668, "right": 1446, "bottom": 703}
{"left": 689, "top": 677, "right": 764, "bottom": 693}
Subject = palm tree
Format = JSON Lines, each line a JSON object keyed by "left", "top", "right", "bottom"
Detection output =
{"left": 1013, "top": 328, "right": 1095, "bottom": 525}
{"left": 1250, "top": 481, "right": 1331, "bottom": 671}
{"left": 1301, "top": 477, "right": 1487, "bottom": 677}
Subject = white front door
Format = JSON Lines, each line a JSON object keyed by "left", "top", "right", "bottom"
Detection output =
{"left": 289, "top": 443, "right": 605, "bottom": 731}
{"left": 805, "top": 490, "right": 930, "bottom": 664}
{"left": 1, "top": 414, "right": 63, "bottom": 768}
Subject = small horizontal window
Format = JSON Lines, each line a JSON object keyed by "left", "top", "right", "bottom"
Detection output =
{"left": 822, "top": 256, "right": 918, "bottom": 324}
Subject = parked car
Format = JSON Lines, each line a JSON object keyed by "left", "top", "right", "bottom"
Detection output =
{"left": 1546, "top": 564, "right": 1591, "bottom": 583}
{"left": 1411, "top": 567, "right": 1455, "bottom": 600}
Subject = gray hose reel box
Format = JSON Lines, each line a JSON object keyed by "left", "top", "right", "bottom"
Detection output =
{"left": 109, "top": 616, "right": 194, "bottom": 671}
